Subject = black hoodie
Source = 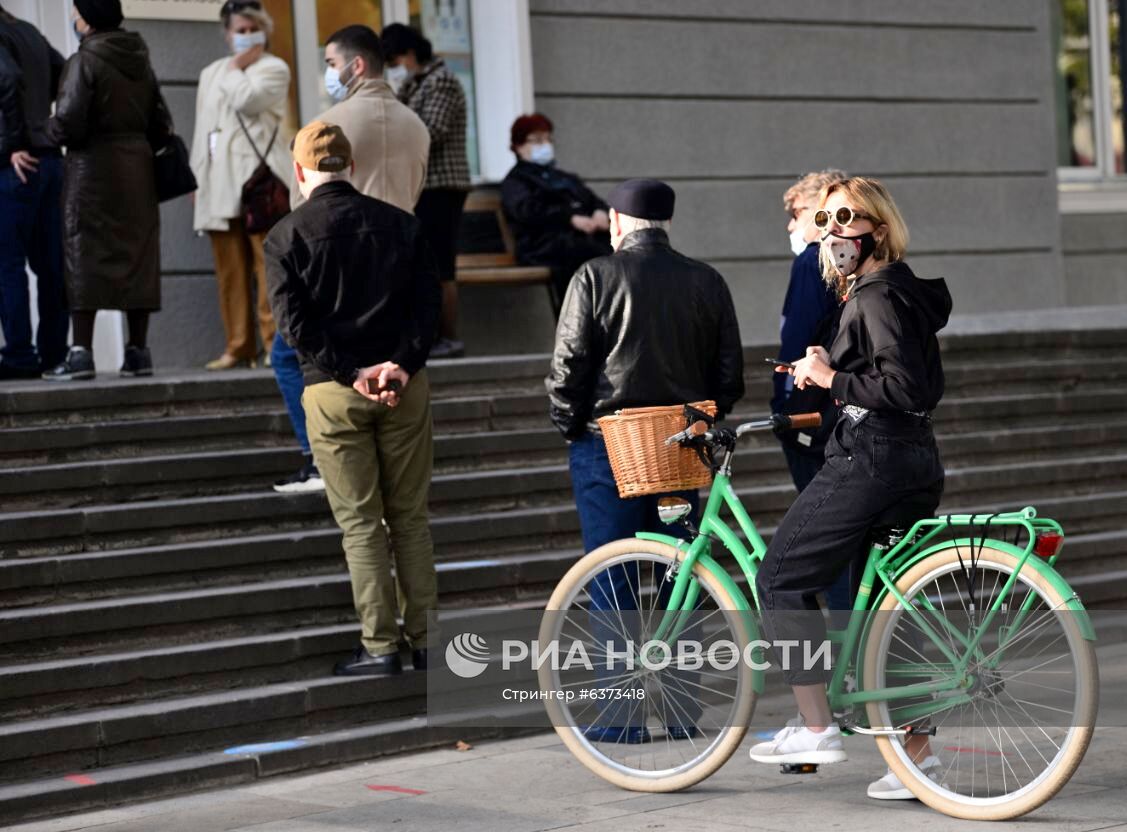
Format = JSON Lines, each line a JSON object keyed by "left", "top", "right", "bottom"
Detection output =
{"left": 827, "top": 261, "right": 952, "bottom": 413}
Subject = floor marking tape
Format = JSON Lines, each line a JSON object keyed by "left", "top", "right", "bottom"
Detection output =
{"left": 366, "top": 785, "right": 426, "bottom": 795}
{"left": 223, "top": 740, "right": 307, "bottom": 755}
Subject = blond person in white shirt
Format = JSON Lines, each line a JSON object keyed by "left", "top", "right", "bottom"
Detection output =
{"left": 190, "top": 0, "right": 292, "bottom": 370}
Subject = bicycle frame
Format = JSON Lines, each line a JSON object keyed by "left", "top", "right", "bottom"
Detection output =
{"left": 634, "top": 463, "right": 1095, "bottom": 726}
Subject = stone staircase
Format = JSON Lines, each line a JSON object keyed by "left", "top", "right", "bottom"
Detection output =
{"left": 1, "top": 330, "right": 1126, "bottom": 823}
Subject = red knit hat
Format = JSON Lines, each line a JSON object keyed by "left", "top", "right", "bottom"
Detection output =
{"left": 510, "top": 113, "right": 554, "bottom": 151}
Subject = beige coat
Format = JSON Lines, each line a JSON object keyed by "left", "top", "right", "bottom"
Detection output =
{"left": 190, "top": 53, "right": 294, "bottom": 232}
{"left": 291, "top": 78, "right": 429, "bottom": 213}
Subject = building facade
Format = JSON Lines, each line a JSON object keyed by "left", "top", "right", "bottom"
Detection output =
{"left": 4, "top": 0, "right": 1124, "bottom": 367}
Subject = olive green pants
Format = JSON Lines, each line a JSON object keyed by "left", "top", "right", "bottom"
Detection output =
{"left": 303, "top": 370, "right": 437, "bottom": 656}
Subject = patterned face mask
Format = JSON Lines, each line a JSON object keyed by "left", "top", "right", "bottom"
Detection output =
{"left": 821, "top": 230, "right": 876, "bottom": 277}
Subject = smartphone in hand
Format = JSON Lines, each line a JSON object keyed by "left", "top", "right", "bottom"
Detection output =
{"left": 764, "top": 358, "right": 797, "bottom": 370}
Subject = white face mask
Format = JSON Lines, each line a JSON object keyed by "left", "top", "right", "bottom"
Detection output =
{"left": 789, "top": 228, "right": 808, "bottom": 257}
{"left": 324, "top": 59, "right": 357, "bottom": 102}
{"left": 231, "top": 31, "right": 266, "bottom": 54}
{"left": 385, "top": 64, "right": 410, "bottom": 91}
{"left": 528, "top": 142, "right": 555, "bottom": 165}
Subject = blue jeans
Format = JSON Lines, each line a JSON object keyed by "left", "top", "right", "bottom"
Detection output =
{"left": 569, "top": 432, "right": 702, "bottom": 728}
{"left": 270, "top": 332, "right": 309, "bottom": 455}
{"left": 0, "top": 157, "right": 68, "bottom": 371}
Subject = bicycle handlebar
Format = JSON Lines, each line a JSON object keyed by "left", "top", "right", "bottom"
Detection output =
{"left": 663, "top": 420, "right": 711, "bottom": 446}
{"left": 773, "top": 412, "right": 821, "bottom": 431}
{"left": 664, "top": 412, "right": 822, "bottom": 446}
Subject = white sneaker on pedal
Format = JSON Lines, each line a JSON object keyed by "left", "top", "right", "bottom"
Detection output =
{"left": 748, "top": 716, "right": 848, "bottom": 765}
{"left": 867, "top": 755, "right": 943, "bottom": 800}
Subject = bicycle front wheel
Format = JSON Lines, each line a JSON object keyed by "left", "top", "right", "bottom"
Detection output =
{"left": 863, "top": 546, "right": 1098, "bottom": 820}
{"left": 539, "top": 538, "right": 756, "bottom": 792}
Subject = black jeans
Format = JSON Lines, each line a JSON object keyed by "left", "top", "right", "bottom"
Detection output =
{"left": 757, "top": 413, "right": 944, "bottom": 685}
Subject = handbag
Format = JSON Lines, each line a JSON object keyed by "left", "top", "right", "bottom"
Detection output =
{"left": 235, "top": 112, "right": 290, "bottom": 234}
{"left": 153, "top": 134, "right": 197, "bottom": 202}
{"left": 148, "top": 82, "right": 197, "bottom": 203}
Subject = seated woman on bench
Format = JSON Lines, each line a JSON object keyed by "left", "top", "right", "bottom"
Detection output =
{"left": 500, "top": 113, "right": 612, "bottom": 307}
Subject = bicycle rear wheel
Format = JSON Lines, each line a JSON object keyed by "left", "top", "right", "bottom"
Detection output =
{"left": 863, "top": 546, "right": 1098, "bottom": 820}
{"left": 539, "top": 538, "right": 756, "bottom": 792}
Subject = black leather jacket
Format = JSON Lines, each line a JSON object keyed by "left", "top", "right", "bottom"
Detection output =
{"left": 0, "top": 12, "right": 64, "bottom": 160}
{"left": 546, "top": 228, "right": 745, "bottom": 440}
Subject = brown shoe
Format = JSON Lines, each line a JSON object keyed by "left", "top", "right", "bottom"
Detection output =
{"left": 205, "top": 353, "right": 255, "bottom": 371}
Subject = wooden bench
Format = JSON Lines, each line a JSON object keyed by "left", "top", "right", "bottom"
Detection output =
{"left": 455, "top": 188, "right": 558, "bottom": 315}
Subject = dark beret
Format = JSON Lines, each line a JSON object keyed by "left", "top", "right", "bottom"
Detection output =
{"left": 75, "top": 0, "right": 124, "bottom": 30}
{"left": 607, "top": 178, "right": 675, "bottom": 221}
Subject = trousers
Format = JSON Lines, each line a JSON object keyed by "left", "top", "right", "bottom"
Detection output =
{"left": 756, "top": 413, "right": 944, "bottom": 684}
{"left": 303, "top": 372, "right": 437, "bottom": 655}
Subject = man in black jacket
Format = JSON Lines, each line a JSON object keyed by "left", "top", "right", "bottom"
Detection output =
{"left": 265, "top": 121, "right": 441, "bottom": 678}
{"left": 0, "top": 6, "right": 67, "bottom": 379}
{"left": 546, "top": 177, "right": 745, "bottom": 561}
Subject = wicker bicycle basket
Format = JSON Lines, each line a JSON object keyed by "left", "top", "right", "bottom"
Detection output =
{"left": 597, "top": 401, "right": 717, "bottom": 499}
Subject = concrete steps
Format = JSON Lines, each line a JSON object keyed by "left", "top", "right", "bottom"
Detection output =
{"left": 0, "top": 330, "right": 1125, "bottom": 824}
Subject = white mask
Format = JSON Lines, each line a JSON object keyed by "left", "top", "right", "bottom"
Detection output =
{"left": 231, "top": 31, "right": 266, "bottom": 54}
{"left": 789, "top": 228, "right": 808, "bottom": 257}
{"left": 324, "top": 59, "right": 357, "bottom": 102}
{"left": 528, "top": 142, "right": 555, "bottom": 166}
{"left": 385, "top": 64, "right": 409, "bottom": 91}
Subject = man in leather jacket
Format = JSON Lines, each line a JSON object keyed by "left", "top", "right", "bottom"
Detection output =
{"left": 546, "top": 178, "right": 744, "bottom": 557}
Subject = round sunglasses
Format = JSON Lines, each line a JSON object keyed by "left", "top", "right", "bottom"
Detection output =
{"left": 813, "top": 205, "right": 875, "bottom": 230}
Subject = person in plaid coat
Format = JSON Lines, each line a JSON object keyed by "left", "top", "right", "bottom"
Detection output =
{"left": 382, "top": 23, "right": 470, "bottom": 359}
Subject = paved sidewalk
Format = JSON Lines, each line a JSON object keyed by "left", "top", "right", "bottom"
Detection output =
{"left": 10, "top": 693, "right": 1126, "bottom": 832}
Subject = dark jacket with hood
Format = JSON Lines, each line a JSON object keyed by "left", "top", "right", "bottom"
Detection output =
{"left": 546, "top": 228, "right": 745, "bottom": 440}
{"left": 0, "top": 10, "right": 65, "bottom": 160}
{"left": 827, "top": 261, "right": 951, "bottom": 413}
{"left": 47, "top": 29, "right": 172, "bottom": 310}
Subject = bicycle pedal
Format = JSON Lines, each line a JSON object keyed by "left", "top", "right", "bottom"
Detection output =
{"left": 780, "top": 763, "right": 819, "bottom": 775}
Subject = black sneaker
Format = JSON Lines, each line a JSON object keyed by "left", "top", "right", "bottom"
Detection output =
{"left": 42, "top": 347, "right": 95, "bottom": 381}
{"left": 273, "top": 458, "right": 325, "bottom": 493}
{"left": 119, "top": 345, "right": 153, "bottom": 377}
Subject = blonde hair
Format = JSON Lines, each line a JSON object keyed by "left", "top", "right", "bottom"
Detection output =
{"left": 224, "top": 7, "right": 274, "bottom": 38}
{"left": 816, "top": 176, "right": 909, "bottom": 292}
{"left": 783, "top": 168, "right": 847, "bottom": 213}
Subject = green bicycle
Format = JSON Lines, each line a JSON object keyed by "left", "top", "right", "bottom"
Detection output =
{"left": 538, "top": 413, "right": 1098, "bottom": 821}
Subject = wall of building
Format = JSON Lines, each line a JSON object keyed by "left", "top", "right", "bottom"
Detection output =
{"left": 3, "top": 2, "right": 1102, "bottom": 367}
{"left": 1061, "top": 212, "right": 1127, "bottom": 306}
{"left": 528, "top": 0, "right": 1067, "bottom": 347}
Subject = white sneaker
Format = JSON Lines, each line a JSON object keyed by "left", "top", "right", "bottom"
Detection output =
{"left": 867, "top": 755, "right": 943, "bottom": 800}
{"left": 748, "top": 716, "right": 848, "bottom": 765}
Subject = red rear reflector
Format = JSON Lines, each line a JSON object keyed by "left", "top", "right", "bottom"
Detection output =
{"left": 1034, "top": 533, "right": 1064, "bottom": 559}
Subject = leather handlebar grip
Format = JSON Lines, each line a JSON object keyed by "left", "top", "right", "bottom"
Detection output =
{"left": 686, "top": 420, "right": 710, "bottom": 437}
{"left": 787, "top": 412, "right": 822, "bottom": 430}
